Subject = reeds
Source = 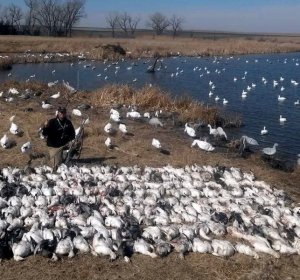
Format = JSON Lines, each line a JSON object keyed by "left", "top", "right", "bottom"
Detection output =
{"left": 1, "top": 35, "right": 300, "bottom": 62}
{"left": 86, "top": 84, "right": 232, "bottom": 125}
{"left": 0, "top": 57, "right": 13, "bottom": 70}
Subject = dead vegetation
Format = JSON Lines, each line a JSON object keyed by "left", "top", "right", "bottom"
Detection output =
{"left": 0, "top": 57, "right": 13, "bottom": 70}
{"left": 1, "top": 35, "right": 300, "bottom": 62}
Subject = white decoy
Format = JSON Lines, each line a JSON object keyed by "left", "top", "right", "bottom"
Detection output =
{"left": 280, "top": 86, "right": 285, "bottom": 92}
{"left": 191, "top": 139, "right": 214, "bottom": 152}
{"left": 215, "top": 95, "right": 220, "bottom": 102}
{"left": 152, "top": 138, "right": 161, "bottom": 149}
{"left": 50, "top": 92, "right": 60, "bottom": 99}
{"left": 207, "top": 125, "right": 227, "bottom": 139}
{"left": 209, "top": 91, "right": 214, "bottom": 97}
{"left": 261, "top": 126, "right": 268, "bottom": 135}
{"left": 223, "top": 98, "right": 228, "bottom": 105}
{"left": 9, "top": 122, "right": 20, "bottom": 135}
{"left": 119, "top": 123, "right": 127, "bottom": 134}
{"left": 278, "top": 95, "right": 286, "bottom": 101}
{"left": 42, "top": 101, "right": 53, "bottom": 109}
{"left": 126, "top": 111, "right": 141, "bottom": 118}
{"left": 110, "top": 112, "right": 120, "bottom": 122}
{"left": 21, "top": 142, "right": 32, "bottom": 153}
{"left": 184, "top": 123, "right": 196, "bottom": 138}
{"left": 105, "top": 137, "right": 113, "bottom": 149}
{"left": 0, "top": 134, "right": 11, "bottom": 149}
{"left": 262, "top": 143, "right": 278, "bottom": 156}
{"left": 104, "top": 123, "right": 113, "bottom": 134}
{"left": 294, "top": 100, "right": 299, "bottom": 105}
{"left": 279, "top": 115, "right": 287, "bottom": 122}
{"left": 72, "top": 109, "right": 82, "bottom": 117}
{"left": 8, "top": 88, "right": 19, "bottom": 94}
{"left": 279, "top": 77, "right": 284, "bottom": 82}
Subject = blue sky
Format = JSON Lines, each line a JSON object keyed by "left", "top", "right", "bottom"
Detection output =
{"left": 1, "top": 0, "right": 300, "bottom": 33}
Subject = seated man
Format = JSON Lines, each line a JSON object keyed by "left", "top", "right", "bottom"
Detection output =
{"left": 42, "top": 106, "right": 75, "bottom": 170}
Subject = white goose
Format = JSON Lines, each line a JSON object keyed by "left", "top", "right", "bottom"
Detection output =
{"left": 152, "top": 138, "right": 161, "bottom": 149}
{"left": 10, "top": 122, "right": 20, "bottom": 135}
{"left": 278, "top": 95, "right": 286, "bottom": 101}
{"left": 279, "top": 115, "right": 287, "bottom": 123}
{"left": 184, "top": 123, "right": 196, "bottom": 138}
{"left": 191, "top": 139, "right": 214, "bottom": 152}
{"left": 72, "top": 109, "right": 82, "bottom": 117}
{"left": 50, "top": 92, "right": 60, "bottom": 99}
{"left": 0, "top": 134, "right": 11, "bottom": 149}
{"left": 262, "top": 143, "right": 278, "bottom": 156}
{"left": 21, "top": 142, "right": 32, "bottom": 154}
{"left": 260, "top": 126, "right": 268, "bottom": 135}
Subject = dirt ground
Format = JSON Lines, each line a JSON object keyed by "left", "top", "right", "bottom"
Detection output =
{"left": 0, "top": 83, "right": 300, "bottom": 280}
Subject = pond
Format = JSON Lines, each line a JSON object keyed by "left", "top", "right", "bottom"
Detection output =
{"left": 1, "top": 52, "right": 300, "bottom": 161}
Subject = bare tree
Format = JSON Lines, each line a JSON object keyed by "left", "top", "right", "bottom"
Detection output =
{"left": 3, "top": 4, "right": 23, "bottom": 32}
{"left": 148, "top": 12, "right": 170, "bottom": 35}
{"left": 61, "top": 0, "right": 86, "bottom": 37}
{"left": 24, "top": 0, "right": 38, "bottom": 34}
{"left": 117, "top": 12, "right": 130, "bottom": 35}
{"left": 106, "top": 12, "right": 119, "bottom": 38}
{"left": 169, "top": 14, "right": 184, "bottom": 37}
{"left": 128, "top": 15, "right": 140, "bottom": 36}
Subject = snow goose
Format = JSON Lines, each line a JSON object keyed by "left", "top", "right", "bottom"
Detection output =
{"left": 21, "top": 142, "right": 32, "bottom": 154}
{"left": 279, "top": 115, "right": 287, "bottom": 122}
{"left": 262, "top": 143, "right": 278, "bottom": 156}
{"left": 0, "top": 134, "right": 11, "bottom": 149}
{"left": 294, "top": 100, "right": 299, "bottom": 105}
{"left": 50, "top": 92, "right": 60, "bottom": 99}
{"left": 223, "top": 98, "right": 228, "bottom": 105}
{"left": 105, "top": 137, "right": 113, "bottom": 149}
{"left": 134, "top": 239, "right": 157, "bottom": 258}
{"left": 72, "top": 109, "right": 82, "bottom": 117}
{"left": 152, "top": 138, "right": 161, "bottom": 149}
{"left": 184, "top": 123, "right": 196, "bottom": 137}
{"left": 191, "top": 139, "right": 214, "bottom": 152}
{"left": 42, "top": 101, "right": 53, "bottom": 109}
{"left": 9, "top": 122, "right": 20, "bottom": 135}
{"left": 278, "top": 95, "right": 286, "bottom": 101}
{"left": 261, "top": 126, "right": 268, "bottom": 135}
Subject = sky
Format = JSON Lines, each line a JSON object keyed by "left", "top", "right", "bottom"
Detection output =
{"left": 1, "top": 0, "right": 300, "bottom": 33}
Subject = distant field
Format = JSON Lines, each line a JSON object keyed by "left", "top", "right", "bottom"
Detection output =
{"left": 1, "top": 32, "right": 300, "bottom": 61}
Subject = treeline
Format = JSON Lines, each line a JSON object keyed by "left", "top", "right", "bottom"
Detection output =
{"left": 0, "top": 0, "right": 184, "bottom": 38}
{"left": 106, "top": 12, "right": 184, "bottom": 38}
{"left": 0, "top": 0, "right": 85, "bottom": 36}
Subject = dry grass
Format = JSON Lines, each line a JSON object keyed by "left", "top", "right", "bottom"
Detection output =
{"left": 1, "top": 35, "right": 300, "bottom": 61}
{"left": 0, "top": 57, "right": 13, "bottom": 70}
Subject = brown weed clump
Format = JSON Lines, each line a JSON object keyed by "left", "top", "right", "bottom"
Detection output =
{"left": 0, "top": 57, "right": 13, "bottom": 70}
{"left": 88, "top": 84, "right": 220, "bottom": 124}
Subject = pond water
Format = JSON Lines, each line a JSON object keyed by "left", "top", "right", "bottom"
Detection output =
{"left": 1, "top": 53, "right": 300, "bottom": 161}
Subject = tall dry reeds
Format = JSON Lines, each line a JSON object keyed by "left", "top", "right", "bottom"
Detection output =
{"left": 0, "top": 57, "right": 13, "bottom": 71}
{"left": 87, "top": 84, "right": 225, "bottom": 124}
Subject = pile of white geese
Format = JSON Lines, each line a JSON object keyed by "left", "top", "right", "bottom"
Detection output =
{"left": 1, "top": 163, "right": 300, "bottom": 262}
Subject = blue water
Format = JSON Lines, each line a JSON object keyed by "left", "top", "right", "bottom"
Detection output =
{"left": 1, "top": 53, "right": 300, "bottom": 159}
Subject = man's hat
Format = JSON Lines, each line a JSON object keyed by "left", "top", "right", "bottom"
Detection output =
{"left": 57, "top": 106, "right": 67, "bottom": 113}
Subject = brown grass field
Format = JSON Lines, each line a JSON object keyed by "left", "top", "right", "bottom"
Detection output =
{"left": 0, "top": 81, "right": 300, "bottom": 280}
{"left": 1, "top": 34, "right": 300, "bottom": 61}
